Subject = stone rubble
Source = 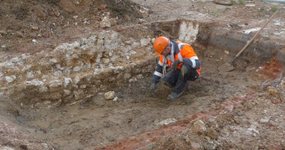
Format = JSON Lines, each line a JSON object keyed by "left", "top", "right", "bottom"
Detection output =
{"left": 104, "top": 91, "right": 116, "bottom": 100}
{"left": 0, "top": 21, "right": 199, "bottom": 108}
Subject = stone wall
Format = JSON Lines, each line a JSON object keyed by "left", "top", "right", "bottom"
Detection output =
{"left": 0, "top": 20, "right": 199, "bottom": 107}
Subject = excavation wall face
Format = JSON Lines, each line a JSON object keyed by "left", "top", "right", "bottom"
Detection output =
{"left": 196, "top": 25, "right": 283, "bottom": 68}
{"left": 1, "top": 30, "right": 156, "bottom": 106}
{"left": 0, "top": 20, "right": 199, "bottom": 108}
{"left": 0, "top": 20, "right": 283, "bottom": 109}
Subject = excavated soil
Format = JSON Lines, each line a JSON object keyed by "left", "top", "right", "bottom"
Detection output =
{"left": 1, "top": 0, "right": 285, "bottom": 150}
{"left": 2, "top": 50, "right": 275, "bottom": 150}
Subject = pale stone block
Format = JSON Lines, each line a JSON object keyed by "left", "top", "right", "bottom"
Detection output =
{"left": 104, "top": 91, "right": 115, "bottom": 100}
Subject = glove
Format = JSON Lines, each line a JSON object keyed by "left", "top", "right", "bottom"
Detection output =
{"left": 150, "top": 83, "right": 156, "bottom": 91}
{"left": 172, "top": 60, "right": 181, "bottom": 70}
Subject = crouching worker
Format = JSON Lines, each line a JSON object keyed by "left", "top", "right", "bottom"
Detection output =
{"left": 150, "top": 36, "right": 201, "bottom": 99}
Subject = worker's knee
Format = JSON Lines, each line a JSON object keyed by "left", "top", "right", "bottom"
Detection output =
{"left": 183, "top": 66, "right": 199, "bottom": 81}
{"left": 187, "top": 75, "right": 199, "bottom": 81}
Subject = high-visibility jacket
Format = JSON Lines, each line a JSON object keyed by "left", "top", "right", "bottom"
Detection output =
{"left": 152, "top": 40, "right": 201, "bottom": 83}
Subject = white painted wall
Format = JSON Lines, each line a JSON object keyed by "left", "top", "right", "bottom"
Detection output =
{"left": 178, "top": 21, "right": 199, "bottom": 43}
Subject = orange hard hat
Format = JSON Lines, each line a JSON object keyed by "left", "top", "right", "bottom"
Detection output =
{"left": 153, "top": 36, "right": 170, "bottom": 55}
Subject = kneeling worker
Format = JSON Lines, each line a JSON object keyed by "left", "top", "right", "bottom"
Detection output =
{"left": 150, "top": 36, "right": 201, "bottom": 99}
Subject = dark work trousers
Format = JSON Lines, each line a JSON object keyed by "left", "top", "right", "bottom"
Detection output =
{"left": 161, "top": 65, "right": 199, "bottom": 94}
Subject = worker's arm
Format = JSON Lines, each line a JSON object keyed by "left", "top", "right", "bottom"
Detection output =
{"left": 150, "top": 56, "right": 164, "bottom": 91}
{"left": 151, "top": 63, "right": 163, "bottom": 84}
{"left": 182, "top": 58, "right": 201, "bottom": 69}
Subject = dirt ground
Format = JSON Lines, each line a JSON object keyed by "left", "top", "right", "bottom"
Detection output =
{"left": 1, "top": 0, "right": 285, "bottom": 150}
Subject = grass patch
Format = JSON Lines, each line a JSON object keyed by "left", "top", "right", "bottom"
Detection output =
{"left": 238, "top": 0, "right": 244, "bottom": 5}
{"left": 271, "top": 6, "right": 278, "bottom": 12}
{"left": 203, "top": 7, "right": 208, "bottom": 13}
{"left": 212, "top": 12, "right": 220, "bottom": 17}
{"left": 198, "top": 1, "right": 206, "bottom": 7}
{"left": 224, "top": 7, "right": 231, "bottom": 11}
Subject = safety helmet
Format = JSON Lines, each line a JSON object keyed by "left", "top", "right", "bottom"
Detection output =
{"left": 153, "top": 36, "right": 170, "bottom": 55}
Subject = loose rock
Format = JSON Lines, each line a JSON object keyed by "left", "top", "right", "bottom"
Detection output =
{"left": 105, "top": 91, "right": 115, "bottom": 100}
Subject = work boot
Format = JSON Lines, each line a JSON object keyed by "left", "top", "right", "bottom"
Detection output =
{"left": 167, "top": 91, "right": 185, "bottom": 99}
{"left": 167, "top": 81, "right": 189, "bottom": 100}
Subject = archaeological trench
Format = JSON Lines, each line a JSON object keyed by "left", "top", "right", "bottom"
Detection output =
{"left": 0, "top": 19, "right": 284, "bottom": 149}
